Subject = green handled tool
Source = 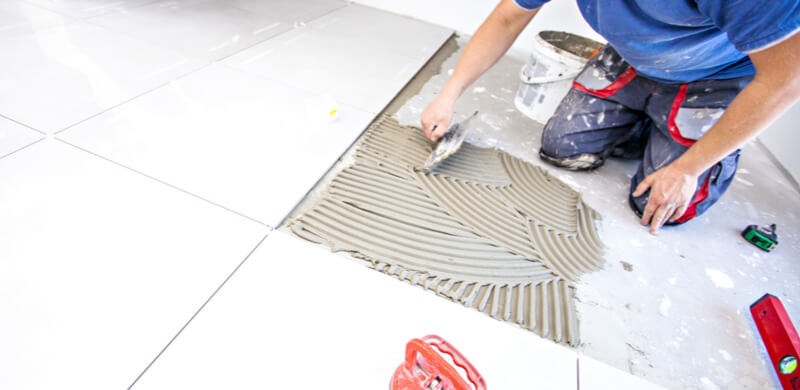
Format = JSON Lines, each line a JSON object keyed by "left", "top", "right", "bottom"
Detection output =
{"left": 742, "top": 223, "right": 778, "bottom": 252}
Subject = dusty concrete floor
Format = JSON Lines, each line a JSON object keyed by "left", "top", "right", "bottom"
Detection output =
{"left": 390, "top": 36, "right": 800, "bottom": 390}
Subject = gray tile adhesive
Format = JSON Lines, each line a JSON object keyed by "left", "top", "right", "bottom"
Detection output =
{"left": 287, "top": 115, "right": 604, "bottom": 346}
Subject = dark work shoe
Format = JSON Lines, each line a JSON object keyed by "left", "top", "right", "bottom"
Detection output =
{"left": 539, "top": 150, "right": 604, "bottom": 171}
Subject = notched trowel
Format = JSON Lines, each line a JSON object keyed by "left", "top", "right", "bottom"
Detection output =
{"left": 421, "top": 110, "right": 479, "bottom": 172}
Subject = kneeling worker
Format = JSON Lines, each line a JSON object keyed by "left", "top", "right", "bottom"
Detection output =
{"left": 421, "top": 0, "right": 800, "bottom": 235}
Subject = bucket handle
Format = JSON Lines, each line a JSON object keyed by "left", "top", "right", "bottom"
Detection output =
{"left": 519, "top": 64, "right": 582, "bottom": 84}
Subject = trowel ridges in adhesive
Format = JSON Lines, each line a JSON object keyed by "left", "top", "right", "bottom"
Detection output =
{"left": 293, "top": 203, "right": 555, "bottom": 281}
{"left": 528, "top": 206, "right": 605, "bottom": 281}
{"left": 429, "top": 143, "right": 512, "bottom": 186}
{"left": 287, "top": 115, "right": 604, "bottom": 346}
{"left": 499, "top": 153, "right": 580, "bottom": 234}
{"left": 414, "top": 173, "right": 542, "bottom": 261}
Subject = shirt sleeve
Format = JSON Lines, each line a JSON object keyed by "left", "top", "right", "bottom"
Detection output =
{"left": 513, "top": 0, "right": 550, "bottom": 11}
{"left": 697, "top": 0, "right": 800, "bottom": 53}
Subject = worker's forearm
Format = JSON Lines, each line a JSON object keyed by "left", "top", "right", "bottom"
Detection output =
{"left": 440, "top": 2, "right": 538, "bottom": 101}
{"left": 673, "top": 32, "right": 800, "bottom": 176}
{"left": 672, "top": 76, "right": 800, "bottom": 176}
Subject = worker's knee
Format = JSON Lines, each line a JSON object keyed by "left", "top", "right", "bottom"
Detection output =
{"left": 627, "top": 171, "right": 697, "bottom": 225}
{"left": 539, "top": 126, "right": 604, "bottom": 170}
{"left": 540, "top": 125, "right": 572, "bottom": 157}
{"left": 627, "top": 150, "right": 740, "bottom": 224}
{"left": 627, "top": 178, "right": 647, "bottom": 219}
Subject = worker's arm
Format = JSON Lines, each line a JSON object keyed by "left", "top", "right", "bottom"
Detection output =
{"left": 421, "top": 0, "right": 539, "bottom": 141}
{"left": 634, "top": 31, "right": 800, "bottom": 235}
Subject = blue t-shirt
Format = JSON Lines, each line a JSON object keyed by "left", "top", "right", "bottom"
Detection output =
{"left": 514, "top": 0, "right": 800, "bottom": 83}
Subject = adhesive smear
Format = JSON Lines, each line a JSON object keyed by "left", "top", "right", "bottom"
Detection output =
{"left": 287, "top": 115, "right": 605, "bottom": 346}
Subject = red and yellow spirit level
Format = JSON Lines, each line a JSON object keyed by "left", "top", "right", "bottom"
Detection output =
{"left": 751, "top": 294, "right": 800, "bottom": 390}
{"left": 391, "top": 335, "right": 486, "bottom": 390}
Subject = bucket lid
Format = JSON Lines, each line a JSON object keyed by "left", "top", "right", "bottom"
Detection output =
{"left": 537, "top": 31, "right": 603, "bottom": 62}
{"left": 520, "top": 31, "right": 604, "bottom": 84}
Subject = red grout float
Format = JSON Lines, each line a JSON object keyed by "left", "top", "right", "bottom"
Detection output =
{"left": 751, "top": 294, "right": 800, "bottom": 390}
{"left": 391, "top": 335, "right": 486, "bottom": 390}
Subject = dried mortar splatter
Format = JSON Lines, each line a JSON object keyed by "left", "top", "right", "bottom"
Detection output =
{"left": 286, "top": 115, "right": 605, "bottom": 346}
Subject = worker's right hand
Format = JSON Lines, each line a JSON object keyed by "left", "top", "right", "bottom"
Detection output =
{"left": 421, "top": 95, "right": 456, "bottom": 142}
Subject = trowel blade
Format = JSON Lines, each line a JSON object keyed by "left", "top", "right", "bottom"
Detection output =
{"left": 422, "top": 111, "right": 478, "bottom": 172}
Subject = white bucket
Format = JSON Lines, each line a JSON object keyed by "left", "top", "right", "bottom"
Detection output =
{"left": 514, "top": 31, "right": 603, "bottom": 123}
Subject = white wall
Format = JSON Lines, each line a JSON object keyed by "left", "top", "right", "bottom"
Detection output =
{"left": 759, "top": 100, "right": 800, "bottom": 184}
{"left": 350, "top": 0, "right": 604, "bottom": 56}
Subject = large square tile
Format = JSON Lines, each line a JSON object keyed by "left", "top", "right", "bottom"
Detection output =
{"left": 222, "top": 27, "right": 414, "bottom": 114}
{"left": 0, "top": 139, "right": 268, "bottom": 389}
{"left": 60, "top": 64, "right": 374, "bottom": 227}
{"left": 0, "top": 22, "right": 205, "bottom": 133}
{"left": 224, "top": 5, "right": 452, "bottom": 114}
{"left": 23, "top": 0, "right": 159, "bottom": 19}
{"left": 0, "top": 116, "right": 42, "bottom": 159}
{"left": 229, "top": 0, "right": 346, "bottom": 24}
{"left": 0, "top": 0, "right": 69, "bottom": 40}
{"left": 131, "top": 231, "right": 579, "bottom": 390}
{"left": 308, "top": 4, "right": 452, "bottom": 59}
{"left": 89, "top": 0, "right": 292, "bottom": 61}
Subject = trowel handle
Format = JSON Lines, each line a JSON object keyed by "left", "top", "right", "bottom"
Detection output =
{"left": 409, "top": 335, "right": 486, "bottom": 390}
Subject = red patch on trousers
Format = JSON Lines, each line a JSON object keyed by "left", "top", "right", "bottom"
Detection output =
{"left": 677, "top": 172, "right": 711, "bottom": 223}
{"left": 667, "top": 84, "right": 697, "bottom": 147}
{"left": 573, "top": 66, "right": 637, "bottom": 98}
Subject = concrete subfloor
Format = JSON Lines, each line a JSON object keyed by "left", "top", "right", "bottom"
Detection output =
{"left": 390, "top": 36, "right": 800, "bottom": 390}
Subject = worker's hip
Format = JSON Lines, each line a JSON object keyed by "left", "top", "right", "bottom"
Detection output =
{"left": 539, "top": 45, "right": 752, "bottom": 222}
{"left": 570, "top": 45, "right": 753, "bottom": 145}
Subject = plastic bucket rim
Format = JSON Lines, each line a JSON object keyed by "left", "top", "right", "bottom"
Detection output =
{"left": 520, "top": 31, "right": 596, "bottom": 84}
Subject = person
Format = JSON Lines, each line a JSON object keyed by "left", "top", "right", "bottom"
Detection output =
{"left": 421, "top": 0, "right": 800, "bottom": 235}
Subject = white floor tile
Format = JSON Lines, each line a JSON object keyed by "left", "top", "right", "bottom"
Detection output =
{"left": 308, "top": 4, "right": 452, "bottom": 59}
{"left": 229, "top": 0, "right": 346, "bottom": 24}
{"left": 89, "top": 0, "right": 292, "bottom": 61}
{"left": 60, "top": 64, "right": 374, "bottom": 227}
{"left": 0, "top": 139, "right": 268, "bottom": 389}
{"left": 0, "top": 22, "right": 205, "bottom": 133}
{"left": 224, "top": 5, "right": 452, "bottom": 114}
{"left": 579, "top": 355, "right": 667, "bottom": 390}
{"left": 0, "top": 0, "right": 70, "bottom": 40}
{"left": 23, "top": 0, "right": 159, "bottom": 19}
{"left": 222, "top": 27, "right": 413, "bottom": 114}
{"left": 131, "top": 231, "right": 579, "bottom": 390}
{"left": 0, "top": 117, "right": 42, "bottom": 158}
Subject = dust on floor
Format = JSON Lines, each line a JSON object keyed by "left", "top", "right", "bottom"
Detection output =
{"left": 388, "top": 35, "right": 800, "bottom": 390}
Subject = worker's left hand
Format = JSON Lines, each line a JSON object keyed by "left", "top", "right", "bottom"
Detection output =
{"left": 632, "top": 163, "right": 698, "bottom": 235}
